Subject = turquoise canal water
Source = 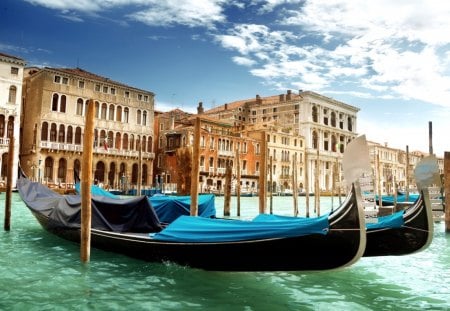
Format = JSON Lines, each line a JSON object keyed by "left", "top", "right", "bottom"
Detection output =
{"left": 1, "top": 193, "right": 450, "bottom": 310}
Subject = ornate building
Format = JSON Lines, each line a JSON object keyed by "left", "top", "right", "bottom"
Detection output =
{"left": 0, "top": 52, "right": 25, "bottom": 187}
{"left": 20, "top": 67, "right": 155, "bottom": 190}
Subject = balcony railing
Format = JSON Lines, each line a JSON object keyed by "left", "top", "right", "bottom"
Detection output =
{"left": 39, "top": 141, "right": 155, "bottom": 159}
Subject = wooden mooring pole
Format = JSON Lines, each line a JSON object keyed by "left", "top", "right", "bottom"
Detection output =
{"left": 3, "top": 136, "right": 14, "bottom": 231}
{"left": 305, "top": 151, "right": 310, "bottom": 217}
{"left": 80, "top": 99, "right": 95, "bottom": 263}
{"left": 292, "top": 153, "right": 298, "bottom": 216}
{"left": 190, "top": 117, "right": 200, "bottom": 216}
{"left": 224, "top": 163, "right": 232, "bottom": 217}
{"left": 269, "top": 156, "right": 273, "bottom": 214}
{"left": 258, "top": 131, "right": 267, "bottom": 214}
{"left": 235, "top": 147, "right": 241, "bottom": 217}
{"left": 429, "top": 121, "right": 433, "bottom": 155}
{"left": 444, "top": 152, "right": 450, "bottom": 232}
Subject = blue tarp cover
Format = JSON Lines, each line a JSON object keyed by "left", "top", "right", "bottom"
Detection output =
{"left": 74, "top": 183, "right": 216, "bottom": 222}
{"left": 152, "top": 214, "right": 329, "bottom": 243}
{"left": 366, "top": 210, "right": 405, "bottom": 230}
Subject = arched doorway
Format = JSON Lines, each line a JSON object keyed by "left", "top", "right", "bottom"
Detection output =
{"left": 108, "top": 162, "right": 116, "bottom": 188}
{"left": 95, "top": 161, "right": 105, "bottom": 183}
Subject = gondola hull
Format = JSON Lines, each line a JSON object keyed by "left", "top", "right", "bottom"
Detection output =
{"left": 364, "top": 190, "right": 433, "bottom": 257}
{"left": 19, "top": 178, "right": 366, "bottom": 272}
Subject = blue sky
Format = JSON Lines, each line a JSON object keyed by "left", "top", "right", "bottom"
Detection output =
{"left": 2, "top": 0, "right": 450, "bottom": 156}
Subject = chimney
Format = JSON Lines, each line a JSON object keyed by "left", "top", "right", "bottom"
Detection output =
{"left": 286, "top": 90, "right": 292, "bottom": 100}
{"left": 224, "top": 103, "right": 228, "bottom": 110}
{"left": 197, "top": 101, "right": 204, "bottom": 114}
{"left": 170, "top": 112, "right": 175, "bottom": 130}
{"left": 256, "top": 94, "right": 262, "bottom": 105}
{"left": 279, "top": 94, "right": 285, "bottom": 102}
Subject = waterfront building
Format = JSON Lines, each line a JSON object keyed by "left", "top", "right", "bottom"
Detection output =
{"left": 0, "top": 52, "right": 25, "bottom": 187}
{"left": 155, "top": 106, "right": 262, "bottom": 195}
{"left": 20, "top": 67, "right": 155, "bottom": 190}
{"left": 203, "top": 90, "right": 359, "bottom": 193}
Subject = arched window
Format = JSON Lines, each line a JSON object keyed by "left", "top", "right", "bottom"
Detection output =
{"left": 67, "top": 126, "right": 73, "bottom": 144}
{"left": 8, "top": 86, "right": 17, "bottom": 103}
{"left": 101, "top": 103, "right": 107, "bottom": 119}
{"left": 58, "top": 124, "right": 65, "bottom": 142}
{"left": 123, "top": 133, "right": 129, "bottom": 150}
{"left": 109, "top": 104, "right": 115, "bottom": 120}
{"left": 7, "top": 117, "right": 14, "bottom": 138}
{"left": 75, "top": 127, "right": 82, "bottom": 144}
{"left": 44, "top": 157, "right": 54, "bottom": 182}
{"left": 124, "top": 108, "right": 129, "bottom": 123}
{"left": 60, "top": 95, "right": 66, "bottom": 113}
{"left": 116, "top": 106, "right": 122, "bottom": 122}
{"left": 108, "top": 131, "right": 114, "bottom": 149}
{"left": 147, "top": 136, "right": 152, "bottom": 152}
{"left": 137, "top": 110, "right": 142, "bottom": 125}
{"left": 50, "top": 123, "right": 57, "bottom": 142}
{"left": 142, "top": 136, "right": 147, "bottom": 152}
{"left": 312, "top": 106, "right": 318, "bottom": 122}
{"left": 52, "top": 94, "right": 59, "bottom": 111}
{"left": 312, "top": 131, "right": 318, "bottom": 149}
{"left": 58, "top": 158, "right": 67, "bottom": 180}
{"left": 76, "top": 98, "right": 83, "bottom": 115}
{"left": 331, "top": 135, "right": 337, "bottom": 152}
{"left": 143, "top": 111, "right": 147, "bottom": 126}
{"left": 41, "top": 122, "right": 48, "bottom": 141}
{"left": 130, "top": 134, "right": 135, "bottom": 150}
{"left": 95, "top": 101, "right": 100, "bottom": 118}
{"left": 331, "top": 112, "right": 336, "bottom": 127}
{"left": 0, "top": 115, "right": 5, "bottom": 138}
{"left": 115, "top": 132, "right": 121, "bottom": 149}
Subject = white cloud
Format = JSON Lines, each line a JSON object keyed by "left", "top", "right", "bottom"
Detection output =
{"left": 25, "top": 0, "right": 228, "bottom": 29}
{"left": 232, "top": 56, "right": 256, "bottom": 66}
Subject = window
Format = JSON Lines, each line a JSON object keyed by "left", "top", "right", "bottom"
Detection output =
{"left": 109, "top": 104, "right": 115, "bottom": 120}
{"left": 76, "top": 98, "right": 83, "bottom": 115}
{"left": 41, "top": 122, "right": 48, "bottom": 141}
{"left": 11, "top": 67, "right": 19, "bottom": 75}
{"left": 125, "top": 91, "right": 130, "bottom": 98}
{"left": 58, "top": 124, "right": 65, "bottom": 142}
{"left": 144, "top": 95, "right": 148, "bottom": 102}
{"left": 52, "top": 94, "right": 59, "bottom": 111}
{"left": 75, "top": 127, "right": 82, "bottom": 145}
{"left": 101, "top": 103, "right": 107, "bottom": 119}
{"left": 137, "top": 110, "right": 142, "bottom": 124}
{"left": 116, "top": 106, "right": 122, "bottom": 122}
{"left": 50, "top": 123, "right": 57, "bottom": 141}
{"left": 78, "top": 81, "right": 85, "bottom": 88}
{"left": 95, "top": 84, "right": 101, "bottom": 92}
{"left": 138, "top": 94, "right": 142, "bottom": 101}
{"left": 312, "top": 106, "right": 318, "bottom": 122}
{"left": 8, "top": 86, "right": 17, "bottom": 103}
{"left": 67, "top": 126, "right": 73, "bottom": 144}
{"left": 143, "top": 111, "right": 147, "bottom": 126}
{"left": 110, "top": 88, "right": 116, "bottom": 95}
{"left": 60, "top": 95, "right": 66, "bottom": 112}
{"left": 62, "top": 77, "right": 68, "bottom": 85}
{"left": 103, "top": 86, "right": 108, "bottom": 93}
{"left": 124, "top": 108, "right": 129, "bottom": 123}
{"left": 54, "top": 75, "right": 61, "bottom": 83}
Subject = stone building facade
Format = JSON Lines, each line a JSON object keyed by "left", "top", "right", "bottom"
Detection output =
{"left": 20, "top": 67, "right": 155, "bottom": 190}
{"left": 202, "top": 90, "right": 358, "bottom": 193}
{"left": 0, "top": 52, "right": 25, "bottom": 187}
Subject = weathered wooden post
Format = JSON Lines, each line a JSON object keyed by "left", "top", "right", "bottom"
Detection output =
{"left": 3, "top": 135, "right": 14, "bottom": 231}
{"left": 444, "top": 152, "right": 450, "bottom": 232}
{"left": 269, "top": 156, "right": 273, "bottom": 214}
{"left": 305, "top": 151, "right": 310, "bottom": 217}
{"left": 190, "top": 117, "right": 200, "bottom": 216}
{"left": 258, "top": 131, "right": 267, "bottom": 214}
{"left": 224, "top": 162, "right": 232, "bottom": 216}
{"left": 406, "top": 145, "right": 410, "bottom": 202}
{"left": 292, "top": 153, "right": 298, "bottom": 216}
{"left": 429, "top": 121, "right": 433, "bottom": 155}
{"left": 314, "top": 148, "right": 320, "bottom": 216}
{"left": 235, "top": 147, "right": 241, "bottom": 217}
{"left": 376, "top": 153, "right": 382, "bottom": 207}
{"left": 137, "top": 144, "right": 142, "bottom": 196}
{"left": 81, "top": 99, "right": 95, "bottom": 263}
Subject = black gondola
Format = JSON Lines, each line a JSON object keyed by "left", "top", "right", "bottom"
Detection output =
{"left": 364, "top": 189, "right": 434, "bottom": 257}
{"left": 17, "top": 176, "right": 366, "bottom": 272}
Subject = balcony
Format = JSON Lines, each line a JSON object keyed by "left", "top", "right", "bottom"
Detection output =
{"left": 218, "top": 150, "right": 234, "bottom": 157}
{"left": 39, "top": 141, "right": 155, "bottom": 159}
